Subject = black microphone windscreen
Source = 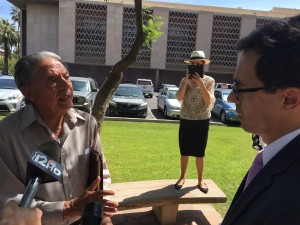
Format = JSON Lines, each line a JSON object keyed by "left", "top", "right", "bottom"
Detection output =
{"left": 38, "top": 140, "right": 62, "bottom": 162}
{"left": 25, "top": 140, "right": 64, "bottom": 184}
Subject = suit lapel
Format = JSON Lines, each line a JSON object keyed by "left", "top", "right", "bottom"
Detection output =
{"left": 222, "top": 134, "right": 300, "bottom": 225}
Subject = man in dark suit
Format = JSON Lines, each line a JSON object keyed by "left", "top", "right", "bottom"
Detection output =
{"left": 220, "top": 14, "right": 300, "bottom": 225}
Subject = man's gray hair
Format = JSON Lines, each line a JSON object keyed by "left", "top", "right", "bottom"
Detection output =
{"left": 14, "top": 51, "right": 62, "bottom": 89}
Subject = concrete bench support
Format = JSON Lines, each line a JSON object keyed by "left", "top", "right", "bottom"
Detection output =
{"left": 111, "top": 179, "right": 227, "bottom": 225}
{"left": 153, "top": 204, "right": 179, "bottom": 225}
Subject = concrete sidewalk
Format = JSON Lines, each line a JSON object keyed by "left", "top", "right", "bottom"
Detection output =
{"left": 111, "top": 204, "right": 223, "bottom": 225}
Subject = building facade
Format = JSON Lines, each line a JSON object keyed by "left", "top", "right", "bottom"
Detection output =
{"left": 8, "top": 0, "right": 300, "bottom": 89}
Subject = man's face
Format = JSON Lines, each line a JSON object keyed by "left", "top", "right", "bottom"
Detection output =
{"left": 25, "top": 57, "right": 73, "bottom": 117}
{"left": 228, "top": 50, "right": 283, "bottom": 139}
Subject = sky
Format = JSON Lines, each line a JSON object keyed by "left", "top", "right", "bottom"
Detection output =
{"left": 148, "top": 0, "right": 300, "bottom": 11}
{"left": 1, "top": 0, "right": 300, "bottom": 22}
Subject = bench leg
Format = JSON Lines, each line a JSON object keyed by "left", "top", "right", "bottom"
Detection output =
{"left": 152, "top": 204, "right": 179, "bottom": 225}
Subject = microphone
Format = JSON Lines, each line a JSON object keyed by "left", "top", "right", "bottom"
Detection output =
{"left": 19, "top": 141, "right": 64, "bottom": 208}
{"left": 81, "top": 150, "right": 103, "bottom": 225}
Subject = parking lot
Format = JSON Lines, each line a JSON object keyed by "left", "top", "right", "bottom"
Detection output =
{"left": 145, "top": 92, "right": 223, "bottom": 123}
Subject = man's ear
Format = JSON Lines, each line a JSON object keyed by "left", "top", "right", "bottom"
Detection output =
{"left": 20, "top": 86, "right": 34, "bottom": 102}
{"left": 283, "top": 88, "right": 300, "bottom": 109}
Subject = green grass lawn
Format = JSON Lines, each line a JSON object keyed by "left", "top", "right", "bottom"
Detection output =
{"left": 101, "top": 120, "right": 256, "bottom": 217}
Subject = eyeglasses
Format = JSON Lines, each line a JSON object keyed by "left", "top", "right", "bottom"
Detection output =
{"left": 232, "top": 82, "right": 300, "bottom": 100}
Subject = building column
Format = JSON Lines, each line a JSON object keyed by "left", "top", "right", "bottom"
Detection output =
{"left": 150, "top": 7, "right": 169, "bottom": 70}
{"left": 196, "top": 11, "right": 213, "bottom": 72}
{"left": 58, "top": 1, "right": 76, "bottom": 63}
{"left": 106, "top": 3, "right": 124, "bottom": 66}
{"left": 240, "top": 15, "right": 256, "bottom": 39}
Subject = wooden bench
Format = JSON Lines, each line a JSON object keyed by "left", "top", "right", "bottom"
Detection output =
{"left": 110, "top": 179, "right": 227, "bottom": 225}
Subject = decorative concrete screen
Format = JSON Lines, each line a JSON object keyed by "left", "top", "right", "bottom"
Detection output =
{"left": 165, "top": 11, "right": 198, "bottom": 70}
{"left": 75, "top": 3, "right": 107, "bottom": 65}
{"left": 209, "top": 15, "right": 241, "bottom": 74}
{"left": 122, "top": 7, "right": 152, "bottom": 68}
{"left": 256, "top": 17, "right": 279, "bottom": 28}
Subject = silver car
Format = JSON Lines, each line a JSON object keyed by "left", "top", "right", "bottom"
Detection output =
{"left": 158, "top": 83, "right": 177, "bottom": 93}
{"left": 0, "top": 75, "right": 25, "bottom": 115}
{"left": 107, "top": 83, "right": 148, "bottom": 118}
{"left": 157, "top": 87, "right": 181, "bottom": 118}
{"left": 70, "top": 76, "right": 98, "bottom": 114}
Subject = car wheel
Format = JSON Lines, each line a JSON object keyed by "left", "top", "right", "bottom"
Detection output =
{"left": 220, "top": 110, "right": 227, "bottom": 123}
{"left": 164, "top": 107, "right": 168, "bottom": 118}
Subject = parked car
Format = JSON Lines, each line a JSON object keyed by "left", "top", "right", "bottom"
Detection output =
{"left": 70, "top": 76, "right": 98, "bottom": 114}
{"left": 215, "top": 83, "right": 232, "bottom": 89}
{"left": 0, "top": 75, "right": 25, "bottom": 115}
{"left": 211, "top": 88, "right": 239, "bottom": 123}
{"left": 157, "top": 87, "right": 181, "bottom": 118}
{"left": 158, "top": 83, "right": 177, "bottom": 93}
{"left": 136, "top": 78, "right": 154, "bottom": 98}
{"left": 107, "top": 83, "right": 148, "bottom": 118}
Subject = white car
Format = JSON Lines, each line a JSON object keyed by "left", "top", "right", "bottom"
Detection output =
{"left": 0, "top": 75, "right": 25, "bottom": 115}
{"left": 215, "top": 83, "right": 232, "bottom": 89}
{"left": 136, "top": 78, "right": 154, "bottom": 98}
{"left": 157, "top": 87, "right": 181, "bottom": 118}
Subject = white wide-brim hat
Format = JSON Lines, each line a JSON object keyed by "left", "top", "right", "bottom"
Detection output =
{"left": 184, "top": 50, "right": 211, "bottom": 64}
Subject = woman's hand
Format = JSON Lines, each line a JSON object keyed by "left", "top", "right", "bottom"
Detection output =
{"left": 63, "top": 177, "right": 119, "bottom": 219}
{"left": 190, "top": 73, "right": 204, "bottom": 87}
{"left": 185, "top": 70, "right": 191, "bottom": 82}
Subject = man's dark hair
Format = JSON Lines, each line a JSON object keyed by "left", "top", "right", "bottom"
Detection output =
{"left": 236, "top": 14, "right": 300, "bottom": 87}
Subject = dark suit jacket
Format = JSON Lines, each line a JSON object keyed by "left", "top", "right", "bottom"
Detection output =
{"left": 221, "top": 134, "right": 300, "bottom": 225}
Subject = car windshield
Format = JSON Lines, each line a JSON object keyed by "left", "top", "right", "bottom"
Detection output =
{"left": 114, "top": 87, "right": 142, "bottom": 97}
{"left": 167, "top": 90, "right": 177, "bottom": 99}
{"left": 165, "top": 85, "right": 176, "bottom": 88}
{"left": 71, "top": 80, "right": 90, "bottom": 92}
{"left": 0, "top": 78, "right": 17, "bottom": 89}
{"left": 223, "top": 93, "right": 230, "bottom": 102}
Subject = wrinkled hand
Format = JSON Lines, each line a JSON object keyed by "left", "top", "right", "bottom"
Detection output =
{"left": 63, "top": 177, "right": 119, "bottom": 219}
{"left": 101, "top": 216, "right": 114, "bottom": 225}
{"left": 0, "top": 201, "right": 42, "bottom": 225}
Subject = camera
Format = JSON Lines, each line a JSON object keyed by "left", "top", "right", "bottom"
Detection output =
{"left": 188, "top": 64, "right": 204, "bottom": 78}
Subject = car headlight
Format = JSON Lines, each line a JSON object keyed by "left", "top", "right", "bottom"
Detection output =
{"left": 7, "top": 94, "right": 22, "bottom": 100}
{"left": 140, "top": 102, "right": 148, "bottom": 109}
{"left": 109, "top": 100, "right": 117, "bottom": 107}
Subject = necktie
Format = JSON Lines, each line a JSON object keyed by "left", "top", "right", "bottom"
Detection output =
{"left": 244, "top": 151, "right": 263, "bottom": 189}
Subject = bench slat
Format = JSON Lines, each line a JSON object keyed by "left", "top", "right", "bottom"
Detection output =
{"left": 111, "top": 179, "right": 227, "bottom": 211}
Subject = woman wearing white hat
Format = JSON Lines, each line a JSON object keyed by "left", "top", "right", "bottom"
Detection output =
{"left": 175, "top": 50, "right": 215, "bottom": 193}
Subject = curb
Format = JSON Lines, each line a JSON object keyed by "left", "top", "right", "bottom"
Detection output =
{"left": 104, "top": 116, "right": 225, "bottom": 126}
